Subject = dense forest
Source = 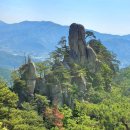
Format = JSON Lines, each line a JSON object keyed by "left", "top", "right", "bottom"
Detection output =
{"left": 0, "top": 23, "right": 130, "bottom": 130}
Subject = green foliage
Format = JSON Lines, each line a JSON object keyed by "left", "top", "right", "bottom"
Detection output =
{"left": 73, "top": 94, "right": 130, "bottom": 130}
{"left": 5, "top": 109, "right": 46, "bottom": 130}
{"left": 20, "top": 94, "right": 49, "bottom": 116}
{"left": 35, "top": 62, "right": 48, "bottom": 78}
{"left": 59, "top": 103, "right": 101, "bottom": 130}
{"left": 0, "top": 122, "right": 8, "bottom": 130}
{"left": 1, "top": 32, "right": 130, "bottom": 130}
{"left": 11, "top": 70, "right": 20, "bottom": 82}
{"left": 49, "top": 36, "right": 69, "bottom": 65}
{"left": 0, "top": 78, "right": 46, "bottom": 130}
{"left": 13, "top": 79, "right": 26, "bottom": 95}
{"left": 33, "top": 94, "right": 49, "bottom": 115}
{"left": 87, "top": 39, "right": 119, "bottom": 92}
{"left": 85, "top": 31, "right": 96, "bottom": 39}
{"left": 89, "top": 39, "right": 119, "bottom": 73}
{"left": 0, "top": 78, "right": 18, "bottom": 108}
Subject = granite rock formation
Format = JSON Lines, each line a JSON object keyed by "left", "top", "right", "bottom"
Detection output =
{"left": 69, "top": 23, "right": 98, "bottom": 72}
{"left": 20, "top": 57, "right": 36, "bottom": 96}
{"left": 17, "top": 23, "right": 98, "bottom": 107}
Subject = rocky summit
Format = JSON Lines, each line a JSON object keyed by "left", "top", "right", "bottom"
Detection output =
{"left": 69, "top": 23, "right": 98, "bottom": 72}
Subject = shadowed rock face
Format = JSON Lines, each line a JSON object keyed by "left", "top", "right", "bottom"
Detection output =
{"left": 20, "top": 57, "right": 36, "bottom": 95}
{"left": 69, "top": 23, "right": 86, "bottom": 63}
{"left": 69, "top": 23, "right": 97, "bottom": 72}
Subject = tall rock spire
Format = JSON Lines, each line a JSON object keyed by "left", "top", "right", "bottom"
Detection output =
{"left": 69, "top": 23, "right": 98, "bottom": 72}
{"left": 20, "top": 56, "right": 36, "bottom": 96}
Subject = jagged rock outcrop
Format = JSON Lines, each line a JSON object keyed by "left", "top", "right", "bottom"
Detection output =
{"left": 20, "top": 57, "right": 36, "bottom": 96}
{"left": 35, "top": 74, "right": 64, "bottom": 106}
{"left": 45, "top": 23, "right": 98, "bottom": 105}
{"left": 66, "top": 23, "right": 100, "bottom": 101}
{"left": 69, "top": 23, "right": 98, "bottom": 72}
{"left": 17, "top": 23, "right": 99, "bottom": 107}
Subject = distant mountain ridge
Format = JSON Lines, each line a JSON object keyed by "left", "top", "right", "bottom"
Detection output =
{"left": 0, "top": 51, "right": 25, "bottom": 68}
{"left": 0, "top": 20, "right": 130, "bottom": 68}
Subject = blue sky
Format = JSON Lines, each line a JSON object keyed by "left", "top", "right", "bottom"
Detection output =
{"left": 0, "top": 0, "right": 130, "bottom": 35}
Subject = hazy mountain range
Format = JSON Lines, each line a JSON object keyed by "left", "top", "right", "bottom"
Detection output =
{"left": 0, "top": 20, "right": 130, "bottom": 68}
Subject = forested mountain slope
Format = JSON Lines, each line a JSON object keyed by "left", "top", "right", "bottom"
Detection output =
{"left": 1, "top": 23, "right": 130, "bottom": 130}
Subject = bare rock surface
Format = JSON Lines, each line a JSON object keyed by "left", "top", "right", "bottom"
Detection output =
{"left": 69, "top": 23, "right": 98, "bottom": 72}
{"left": 20, "top": 57, "right": 36, "bottom": 95}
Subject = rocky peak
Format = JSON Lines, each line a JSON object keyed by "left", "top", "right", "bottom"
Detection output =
{"left": 69, "top": 23, "right": 86, "bottom": 62}
{"left": 69, "top": 23, "right": 98, "bottom": 72}
{"left": 20, "top": 57, "right": 36, "bottom": 95}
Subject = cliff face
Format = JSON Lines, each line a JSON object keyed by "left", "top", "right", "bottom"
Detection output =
{"left": 69, "top": 23, "right": 98, "bottom": 72}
